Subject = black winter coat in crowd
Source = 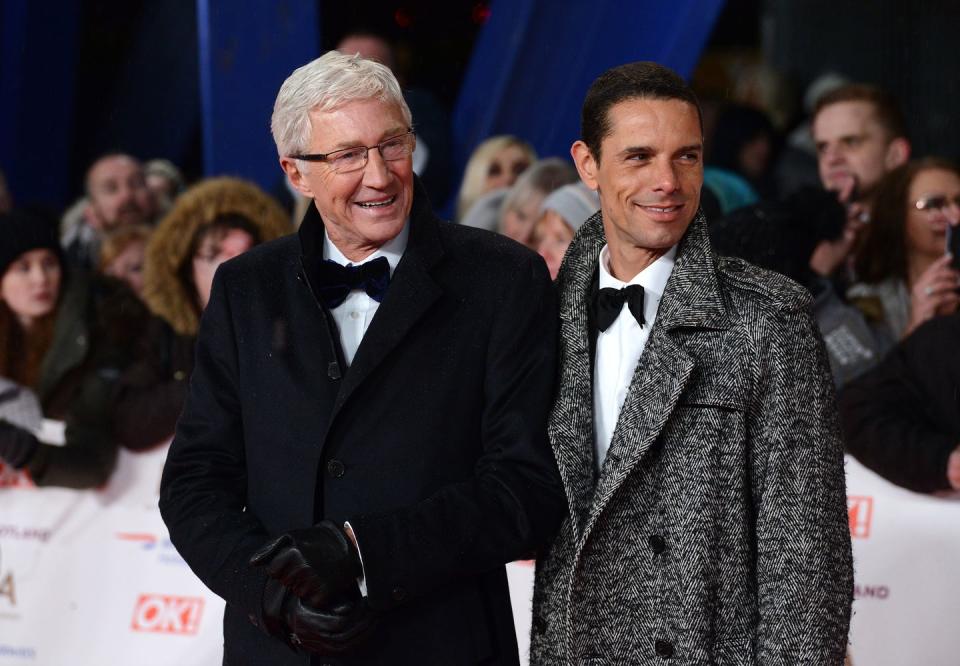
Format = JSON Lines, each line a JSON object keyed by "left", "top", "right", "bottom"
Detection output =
{"left": 159, "top": 180, "right": 566, "bottom": 665}
{"left": 840, "top": 312, "right": 960, "bottom": 493}
{"left": 28, "top": 273, "right": 146, "bottom": 487}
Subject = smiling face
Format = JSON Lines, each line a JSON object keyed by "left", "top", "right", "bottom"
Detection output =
{"left": 905, "top": 167, "right": 960, "bottom": 260}
{"left": 573, "top": 97, "right": 702, "bottom": 278}
{"left": 280, "top": 98, "right": 414, "bottom": 261}
{"left": 1, "top": 248, "right": 61, "bottom": 329}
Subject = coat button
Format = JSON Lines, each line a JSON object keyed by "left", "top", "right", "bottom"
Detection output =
{"left": 327, "top": 459, "right": 345, "bottom": 478}
{"left": 391, "top": 586, "right": 407, "bottom": 602}
{"left": 655, "top": 639, "right": 674, "bottom": 658}
{"left": 648, "top": 534, "right": 666, "bottom": 554}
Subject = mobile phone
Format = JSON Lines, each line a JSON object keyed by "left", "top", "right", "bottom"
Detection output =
{"left": 948, "top": 225, "right": 960, "bottom": 270}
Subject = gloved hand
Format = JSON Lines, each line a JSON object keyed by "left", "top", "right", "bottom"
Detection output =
{"left": 0, "top": 419, "right": 39, "bottom": 469}
{"left": 260, "top": 577, "right": 377, "bottom": 654}
{"left": 249, "top": 520, "right": 363, "bottom": 608}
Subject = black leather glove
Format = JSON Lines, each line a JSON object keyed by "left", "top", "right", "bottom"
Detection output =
{"left": 0, "top": 420, "right": 38, "bottom": 469}
{"left": 249, "top": 520, "right": 363, "bottom": 608}
{"left": 260, "top": 577, "right": 377, "bottom": 654}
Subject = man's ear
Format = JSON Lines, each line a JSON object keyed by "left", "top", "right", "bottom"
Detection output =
{"left": 571, "top": 140, "right": 599, "bottom": 191}
{"left": 279, "top": 157, "right": 315, "bottom": 198}
{"left": 884, "top": 137, "right": 911, "bottom": 170}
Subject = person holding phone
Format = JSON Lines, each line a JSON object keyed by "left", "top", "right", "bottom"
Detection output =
{"left": 848, "top": 158, "right": 960, "bottom": 342}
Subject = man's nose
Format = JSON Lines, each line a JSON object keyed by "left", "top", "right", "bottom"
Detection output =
{"left": 653, "top": 159, "right": 680, "bottom": 192}
{"left": 362, "top": 148, "right": 392, "bottom": 187}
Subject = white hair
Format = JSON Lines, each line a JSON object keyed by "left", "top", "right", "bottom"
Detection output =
{"left": 271, "top": 50, "right": 412, "bottom": 158}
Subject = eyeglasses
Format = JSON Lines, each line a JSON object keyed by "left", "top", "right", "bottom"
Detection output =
{"left": 914, "top": 194, "right": 960, "bottom": 213}
{"left": 290, "top": 129, "right": 416, "bottom": 173}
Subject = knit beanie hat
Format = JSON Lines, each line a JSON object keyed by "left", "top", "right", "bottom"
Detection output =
{"left": 540, "top": 182, "right": 600, "bottom": 232}
{"left": 0, "top": 207, "right": 64, "bottom": 277}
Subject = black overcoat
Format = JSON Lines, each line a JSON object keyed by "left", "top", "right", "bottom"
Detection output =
{"left": 159, "top": 181, "right": 565, "bottom": 665}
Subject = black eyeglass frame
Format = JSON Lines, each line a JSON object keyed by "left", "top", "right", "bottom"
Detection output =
{"left": 914, "top": 194, "right": 960, "bottom": 212}
{"left": 289, "top": 128, "right": 416, "bottom": 165}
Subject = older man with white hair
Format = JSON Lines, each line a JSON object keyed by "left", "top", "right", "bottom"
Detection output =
{"left": 159, "top": 51, "right": 565, "bottom": 665}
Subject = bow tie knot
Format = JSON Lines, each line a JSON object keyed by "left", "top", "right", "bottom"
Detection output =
{"left": 593, "top": 284, "right": 645, "bottom": 332}
{"left": 315, "top": 256, "right": 391, "bottom": 309}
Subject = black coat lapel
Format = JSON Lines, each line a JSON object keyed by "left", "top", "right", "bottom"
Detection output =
{"left": 328, "top": 182, "right": 444, "bottom": 420}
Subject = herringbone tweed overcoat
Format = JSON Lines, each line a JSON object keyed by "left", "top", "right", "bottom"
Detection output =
{"left": 530, "top": 211, "right": 853, "bottom": 665}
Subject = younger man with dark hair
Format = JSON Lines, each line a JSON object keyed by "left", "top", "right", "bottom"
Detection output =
{"left": 530, "top": 61, "right": 852, "bottom": 665}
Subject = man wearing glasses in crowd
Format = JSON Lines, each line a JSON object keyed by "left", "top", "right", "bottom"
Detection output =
{"left": 160, "top": 51, "right": 565, "bottom": 664}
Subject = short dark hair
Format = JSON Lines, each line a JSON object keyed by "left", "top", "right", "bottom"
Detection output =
{"left": 581, "top": 61, "right": 702, "bottom": 162}
{"left": 814, "top": 83, "right": 908, "bottom": 142}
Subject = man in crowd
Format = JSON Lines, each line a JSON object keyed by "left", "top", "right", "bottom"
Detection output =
{"left": 809, "top": 84, "right": 911, "bottom": 278}
{"left": 159, "top": 51, "right": 565, "bottom": 664}
{"left": 530, "top": 61, "right": 852, "bottom": 664}
{"left": 62, "top": 153, "right": 157, "bottom": 269}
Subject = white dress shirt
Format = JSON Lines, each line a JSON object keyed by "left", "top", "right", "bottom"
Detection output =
{"left": 593, "top": 244, "right": 677, "bottom": 471}
{"left": 323, "top": 222, "right": 409, "bottom": 366}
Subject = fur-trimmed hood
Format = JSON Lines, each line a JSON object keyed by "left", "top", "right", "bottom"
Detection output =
{"left": 143, "top": 177, "right": 291, "bottom": 336}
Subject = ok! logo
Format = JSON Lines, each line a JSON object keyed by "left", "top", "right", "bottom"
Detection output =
{"left": 847, "top": 495, "right": 873, "bottom": 539}
{"left": 131, "top": 594, "right": 204, "bottom": 635}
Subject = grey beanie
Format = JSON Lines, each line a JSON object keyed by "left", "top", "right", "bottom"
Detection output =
{"left": 540, "top": 182, "right": 599, "bottom": 232}
{"left": 459, "top": 187, "right": 509, "bottom": 232}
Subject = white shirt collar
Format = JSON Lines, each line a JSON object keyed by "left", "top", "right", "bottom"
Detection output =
{"left": 598, "top": 244, "right": 677, "bottom": 298}
{"left": 323, "top": 219, "right": 410, "bottom": 276}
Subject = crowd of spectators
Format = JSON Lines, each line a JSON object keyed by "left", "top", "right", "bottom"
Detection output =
{"left": 0, "top": 39, "right": 956, "bottom": 503}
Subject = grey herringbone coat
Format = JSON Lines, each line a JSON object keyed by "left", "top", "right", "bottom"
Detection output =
{"left": 530, "top": 212, "right": 853, "bottom": 665}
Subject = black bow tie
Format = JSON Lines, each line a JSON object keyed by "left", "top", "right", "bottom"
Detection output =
{"left": 592, "top": 285, "right": 645, "bottom": 332}
{"left": 315, "top": 256, "right": 391, "bottom": 309}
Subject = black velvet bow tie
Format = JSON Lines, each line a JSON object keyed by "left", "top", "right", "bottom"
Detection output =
{"left": 592, "top": 284, "right": 645, "bottom": 332}
{"left": 315, "top": 256, "right": 391, "bottom": 309}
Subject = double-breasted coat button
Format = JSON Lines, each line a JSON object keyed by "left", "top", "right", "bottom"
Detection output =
{"left": 391, "top": 586, "right": 407, "bottom": 602}
{"left": 648, "top": 534, "right": 666, "bottom": 554}
{"left": 655, "top": 639, "right": 674, "bottom": 658}
{"left": 326, "top": 459, "right": 345, "bottom": 478}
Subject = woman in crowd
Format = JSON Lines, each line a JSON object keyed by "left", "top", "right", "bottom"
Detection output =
{"left": 98, "top": 224, "right": 152, "bottom": 298}
{"left": 499, "top": 158, "right": 577, "bottom": 248}
{"left": 849, "top": 158, "right": 960, "bottom": 342}
{"left": 456, "top": 135, "right": 536, "bottom": 221}
{"left": 533, "top": 182, "right": 599, "bottom": 280}
{"left": 113, "top": 177, "right": 290, "bottom": 451}
{"left": 0, "top": 208, "right": 147, "bottom": 487}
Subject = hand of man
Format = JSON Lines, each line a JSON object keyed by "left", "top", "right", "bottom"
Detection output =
{"left": 0, "top": 420, "right": 39, "bottom": 469}
{"left": 260, "top": 577, "right": 377, "bottom": 654}
{"left": 249, "top": 520, "right": 363, "bottom": 608}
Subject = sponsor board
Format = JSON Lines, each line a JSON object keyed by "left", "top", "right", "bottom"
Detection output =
{"left": 131, "top": 594, "right": 204, "bottom": 635}
{"left": 0, "top": 525, "right": 51, "bottom": 543}
{"left": 0, "top": 644, "right": 35, "bottom": 660}
{"left": 115, "top": 532, "right": 187, "bottom": 566}
{"left": 847, "top": 495, "right": 873, "bottom": 539}
{"left": 854, "top": 584, "right": 890, "bottom": 601}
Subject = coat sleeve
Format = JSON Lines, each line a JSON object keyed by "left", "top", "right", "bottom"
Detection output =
{"left": 839, "top": 324, "right": 957, "bottom": 493}
{"left": 158, "top": 269, "right": 272, "bottom": 626}
{"left": 346, "top": 253, "right": 567, "bottom": 611}
{"left": 750, "top": 305, "right": 853, "bottom": 664}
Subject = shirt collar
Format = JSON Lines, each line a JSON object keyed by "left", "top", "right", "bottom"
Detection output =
{"left": 323, "top": 219, "right": 410, "bottom": 276}
{"left": 598, "top": 244, "right": 677, "bottom": 298}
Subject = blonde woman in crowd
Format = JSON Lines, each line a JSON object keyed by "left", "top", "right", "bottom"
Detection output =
{"left": 456, "top": 135, "right": 535, "bottom": 220}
